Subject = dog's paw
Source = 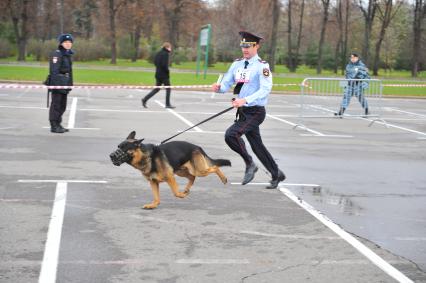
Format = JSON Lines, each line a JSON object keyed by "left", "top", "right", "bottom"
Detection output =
{"left": 142, "top": 203, "right": 158, "bottom": 209}
{"left": 175, "top": 192, "right": 187, "bottom": 198}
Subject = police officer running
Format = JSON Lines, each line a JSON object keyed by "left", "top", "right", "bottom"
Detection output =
{"left": 48, "top": 34, "right": 74, "bottom": 133}
{"left": 212, "top": 31, "right": 285, "bottom": 189}
{"left": 335, "top": 53, "right": 370, "bottom": 116}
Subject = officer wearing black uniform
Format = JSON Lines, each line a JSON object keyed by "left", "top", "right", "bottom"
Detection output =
{"left": 142, "top": 42, "right": 175, "bottom": 108}
{"left": 212, "top": 31, "right": 285, "bottom": 189}
{"left": 48, "top": 34, "right": 74, "bottom": 133}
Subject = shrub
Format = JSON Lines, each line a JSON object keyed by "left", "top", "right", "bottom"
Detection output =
{"left": 0, "top": 40, "right": 13, "bottom": 58}
{"left": 72, "top": 38, "right": 110, "bottom": 61}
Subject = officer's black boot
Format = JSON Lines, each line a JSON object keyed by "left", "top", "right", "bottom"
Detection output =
{"left": 265, "top": 170, "right": 286, "bottom": 189}
{"left": 334, "top": 107, "right": 345, "bottom": 117}
{"left": 50, "top": 121, "right": 66, "bottom": 133}
{"left": 141, "top": 98, "right": 148, "bottom": 108}
{"left": 58, "top": 124, "right": 69, "bottom": 132}
{"left": 364, "top": 108, "right": 369, "bottom": 117}
{"left": 58, "top": 118, "right": 69, "bottom": 132}
{"left": 242, "top": 162, "right": 258, "bottom": 185}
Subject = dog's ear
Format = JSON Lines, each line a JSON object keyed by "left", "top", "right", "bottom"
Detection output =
{"left": 127, "top": 131, "right": 136, "bottom": 140}
{"left": 136, "top": 138, "right": 145, "bottom": 145}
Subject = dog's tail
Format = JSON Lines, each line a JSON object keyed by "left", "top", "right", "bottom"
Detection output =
{"left": 211, "top": 158, "right": 231, "bottom": 167}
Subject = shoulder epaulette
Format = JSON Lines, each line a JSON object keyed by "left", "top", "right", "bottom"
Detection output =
{"left": 234, "top": 58, "right": 243, "bottom": 61}
{"left": 258, "top": 59, "right": 268, "bottom": 64}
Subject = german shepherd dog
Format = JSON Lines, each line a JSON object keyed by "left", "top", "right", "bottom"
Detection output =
{"left": 110, "top": 131, "right": 231, "bottom": 209}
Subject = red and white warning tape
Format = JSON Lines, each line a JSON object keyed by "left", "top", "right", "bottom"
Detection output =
{"left": 0, "top": 83, "right": 301, "bottom": 90}
{"left": 382, "top": 84, "right": 426, "bottom": 87}
{"left": 0, "top": 83, "right": 424, "bottom": 90}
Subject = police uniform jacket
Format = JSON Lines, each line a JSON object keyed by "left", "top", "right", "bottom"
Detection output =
{"left": 218, "top": 54, "right": 272, "bottom": 107}
{"left": 49, "top": 45, "right": 74, "bottom": 91}
{"left": 154, "top": 47, "right": 170, "bottom": 80}
{"left": 345, "top": 59, "right": 369, "bottom": 89}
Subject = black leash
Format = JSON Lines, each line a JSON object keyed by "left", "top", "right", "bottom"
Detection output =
{"left": 160, "top": 102, "right": 235, "bottom": 144}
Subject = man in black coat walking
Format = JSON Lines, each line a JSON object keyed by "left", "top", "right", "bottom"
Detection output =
{"left": 142, "top": 42, "right": 175, "bottom": 108}
{"left": 48, "top": 33, "right": 74, "bottom": 133}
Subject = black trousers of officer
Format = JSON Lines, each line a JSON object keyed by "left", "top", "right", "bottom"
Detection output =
{"left": 225, "top": 106, "right": 279, "bottom": 179}
{"left": 49, "top": 91, "right": 68, "bottom": 123}
{"left": 144, "top": 77, "right": 172, "bottom": 106}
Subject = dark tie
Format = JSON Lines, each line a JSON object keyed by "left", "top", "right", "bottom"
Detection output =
{"left": 233, "top": 60, "right": 249, "bottom": 95}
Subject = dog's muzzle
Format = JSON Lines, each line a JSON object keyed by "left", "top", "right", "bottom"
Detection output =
{"left": 109, "top": 148, "right": 132, "bottom": 166}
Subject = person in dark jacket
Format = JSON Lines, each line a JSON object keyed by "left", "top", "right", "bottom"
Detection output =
{"left": 142, "top": 42, "right": 175, "bottom": 108}
{"left": 335, "top": 53, "right": 370, "bottom": 116}
{"left": 48, "top": 33, "right": 74, "bottom": 133}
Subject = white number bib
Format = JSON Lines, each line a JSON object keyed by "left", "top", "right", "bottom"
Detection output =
{"left": 235, "top": 68, "right": 251, "bottom": 83}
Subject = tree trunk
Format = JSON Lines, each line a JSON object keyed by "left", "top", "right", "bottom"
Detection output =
{"left": 108, "top": 0, "right": 123, "bottom": 64}
{"left": 412, "top": 0, "right": 425, "bottom": 77}
{"left": 373, "top": 0, "right": 399, "bottom": 75}
{"left": 287, "top": 0, "right": 294, "bottom": 72}
{"left": 132, "top": 23, "right": 142, "bottom": 62}
{"left": 268, "top": 0, "right": 280, "bottom": 71}
{"left": 316, "top": 0, "right": 330, "bottom": 74}
{"left": 334, "top": 0, "right": 344, "bottom": 74}
{"left": 341, "top": 0, "right": 350, "bottom": 74}
{"left": 358, "top": 0, "right": 377, "bottom": 66}
{"left": 294, "top": 0, "right": 305, "bottom": 71}
{"left": 8, "top": 0, "right": 30, "bottom": 61}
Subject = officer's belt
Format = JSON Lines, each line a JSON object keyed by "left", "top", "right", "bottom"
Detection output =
{"left": 235, "top": 106, "right": 265, "bottom": 122}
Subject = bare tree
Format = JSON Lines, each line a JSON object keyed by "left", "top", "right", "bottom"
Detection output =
{"left": 286, "top": 0, "right": 305, "bottom": 72}
{"left": 317, "top": 0, "right": 331, "bottom": 74}
{"left": 107, "top": 0, "right": 126, "bottom": 64}
{"left": 412, "top": 0, "right": 426, "bottom": 77}
{"left": 358, "top": 0, "right": 378, "bottom": 66}
{"left": 6, "top": 0, "right": 33, "bottom": 61}
{"left": 287, "top": 0, "right": 294, "bottom": 71}
{"left": 334, "top": 0, "right": 344, "bottom": 74}
{"left": 341, "top": 0, "right": 350, "bottom": 74}
{"left": 372, "top": 0, "right": 402, "bottom": 75}
{"left": 268, "top": 0, "right": 280, "bottom": 71}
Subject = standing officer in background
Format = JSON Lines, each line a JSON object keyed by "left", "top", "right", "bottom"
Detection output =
{"left": 335, "top": 52, "right": 370, "bottom": 117}
{"left": 48, "top": 33, "right": 74, "bottom": 133}
{"left": 142, "top": 42, "right": 175, "bottom": 109}
{"left": 212, "top": 31, "right": 285, "bottom": 189}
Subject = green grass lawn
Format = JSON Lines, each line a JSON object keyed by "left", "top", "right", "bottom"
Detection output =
{"left": 0, "top": 64, "right": 425, "bottom": 96}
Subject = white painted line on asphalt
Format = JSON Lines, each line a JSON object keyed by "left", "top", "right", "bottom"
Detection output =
{"left": 300, "top": 134, "right": 353, "bottom": 138}
{"left": 384, "top": 107, "right": 426, "bottom": 118}
{"left": 38, "top": 182, "right": 67, "bottom": 283}
{"left": 279, "top": 186, "right": 414, "bottom": 283}
{"left": 0, "top": 127, "right": 15, "bottom": 130}
{"left": 395, "top": 237, "right": 426, "bottom": 241}
{"left": 311, "top": 104, "right": 426, "bottom": 137}
{"left": 155, "top": 100, "right": 202, "bottom": 132}
{"left": 42, "top": 127, "right": 100, "bottom": 130}
{"left": 185, "top": 130, "right": 224, "bottom": 134}
{"left": 18, "top": 180, "right": 107, "bottom": 183}
{"left": 231, "top": 182, "right": 321, "bottom": 187}
{"left": 239, "top": 230, "right": 339, "bottom": 240}
{"left": 175, "top": 259, "right": 249, "bottom": 264}
{"left": 267, "top": 114, "right": 326, "bottom": 136}
{"left": 0, "top": 105, "right": 46, "bottom": 110}
{"left": 67, "top": 97, "right": 78, "bottom": 129}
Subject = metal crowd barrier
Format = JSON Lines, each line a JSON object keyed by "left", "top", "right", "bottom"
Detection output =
{"left": 295, "top": 78, "right": 386, "bottom": 129}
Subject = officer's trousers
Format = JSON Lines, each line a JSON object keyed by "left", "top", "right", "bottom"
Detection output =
{"left": 144, "top": 77, "right": 172, "bottom": 106}
{"left": 49, "top": 91, "right": 68, "bottom": 123}
{"left": 341, "top": 84, "right": 369, "bottom": 109}
{"left": 225, "top": 106, "right": 279, "bottom": 179}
